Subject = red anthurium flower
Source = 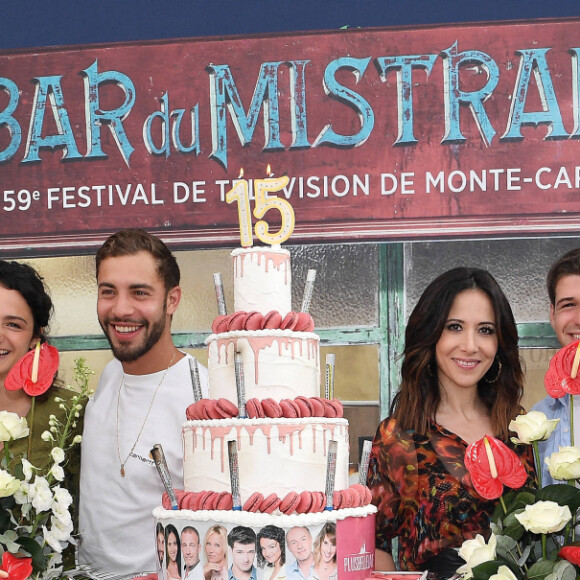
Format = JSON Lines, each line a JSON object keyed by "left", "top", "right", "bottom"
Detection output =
{"left": 4, "top": 343, "right": 59, "bottom": 396}
{"left": 558, "top": 544, "right": 580, "bottom": 567}
{"left": 544, "top": 340, "right": 580, "bottom": 397}
{"left": 464, "top": 435, "right": 528, "bottom": 500}
{"left": 0, "top": 552, "right": 33, "bottom": 580}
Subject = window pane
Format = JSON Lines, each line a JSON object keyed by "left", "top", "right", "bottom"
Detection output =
{"left": 404, "top": 237, "right": 580, "bottom": 322}
{"left": 520, "top": 348, "right": 555, "bottom": 411}
{"left": 290, "top": 243, "right": 378, "bottom": 327}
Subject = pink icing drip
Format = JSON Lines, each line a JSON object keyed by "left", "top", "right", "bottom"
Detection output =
{"left": 276, "top": 423, "right": 306, "bottom": 456}
{"left": 212, "top": 334, "right": 318, "bottom": 391}
{"left": 235, "top": 250, "right": 290, "bottom": 286}
{"left": 200, "top": 425, "right": 234, "bottom": 474}
{"left": 255, "top": 251, "right": 290, "bottom": 286}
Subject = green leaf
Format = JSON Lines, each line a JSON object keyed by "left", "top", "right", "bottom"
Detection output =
{"left": 472, "top": 560, "right": 502, "bottom": 580}
{"left": 496, "top": 533, "right": 519, "bottom": 560}
{"left": 527, "top": 559, "right": 556, "bottom": 580}
{"left": 502, "top": 510, "right": 526, "bottom": 541}
{"left": 17, "top": 536, "right": 47, "bottom": 572}
{"left": 537, "top": 484, "right": 580, "bottom": 513}
{"left": 0, "top": 530, "right": 21, "bottom": 553}
{"left": 545, "top": 559, "right": 576, "bottom": 580}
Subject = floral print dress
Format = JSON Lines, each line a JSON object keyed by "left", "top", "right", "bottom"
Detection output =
{"left": 366, "top": 416, "right": 535, "bottom": 572}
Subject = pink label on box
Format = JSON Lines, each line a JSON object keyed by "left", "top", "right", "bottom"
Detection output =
{"left": 336, "top": 513, "right": 376, "bottom": 580}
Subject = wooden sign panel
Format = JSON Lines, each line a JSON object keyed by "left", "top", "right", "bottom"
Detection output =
{"left": 1, "top": 19, "right": 580, "bottom": 255}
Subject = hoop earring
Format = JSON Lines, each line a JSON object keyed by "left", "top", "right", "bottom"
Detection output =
{"left": 485, "top": 358, "right": 502, "bottom": 383}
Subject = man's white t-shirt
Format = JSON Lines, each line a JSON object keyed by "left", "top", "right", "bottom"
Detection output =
{"left": 79, "top": 353, "right": 208, "bottom": 574}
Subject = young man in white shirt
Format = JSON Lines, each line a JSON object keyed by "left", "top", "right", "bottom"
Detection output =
{"left": 79, "top": 229, "right": 208, "bottom": 574}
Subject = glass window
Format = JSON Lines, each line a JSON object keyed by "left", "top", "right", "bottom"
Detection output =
{"left": 404, "top": 237, "right": 580, "bottom": 322}
{"left": 290, "top": 243, "right": 379, "bottom": 327}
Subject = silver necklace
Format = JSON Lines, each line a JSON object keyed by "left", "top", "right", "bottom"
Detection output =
{"left": 116, "top": 352, "right": 176, "bottom": 477}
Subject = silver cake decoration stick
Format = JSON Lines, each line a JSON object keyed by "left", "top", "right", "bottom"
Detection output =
{"left": 234, "top": 352, "right": 247, "bottom": 418}
{"left": 325, "top": 354, "right": 335, "bottom": 400}
{"left": 324, "top": 440, "right": 338, "bottom": 511}
{"left": 150, "top": 444, "right": 178, "bottom": 510}
{"left": 213, "top": 272, "right": 227, "bottom": 316}
{"left": 359, "top": 439, "right": 373, "bottom": 486}
{"left": 228, "top": 440, "right": 242, "bottom": 510}
{"left": 189, "top": 357, "right": 203, "bottom": 402}
{"left": 300, "top": 269, "right": 317, "bottom": 313}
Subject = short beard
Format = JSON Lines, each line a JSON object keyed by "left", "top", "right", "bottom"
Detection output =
{"left": 101, "top": 304, "right": 167, "bottom": 363}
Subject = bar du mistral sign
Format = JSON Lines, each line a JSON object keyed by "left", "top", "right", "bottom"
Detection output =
{"left": 1, "top": 17, "right": 580, "bottom": 255}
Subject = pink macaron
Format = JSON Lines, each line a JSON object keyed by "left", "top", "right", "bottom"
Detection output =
{"left": 181, "top": 492, "right": 197, "bottom": 510}
{"left": 243, "top": 492, "right": 264, "bottom": 512}
{"left": 185, "top": 403, "right": 198, "bottom": 421}
{"left": 279, "top": 491, "right": 300, "bottom": 514}
{"left": 329, "top": 398, "right": 344, "bottom": 418}
{"left": 323, "top": 399, "right": 338, "bottom": 418}
{"left": 245, "top": 398, "right": 265, "bottom": 419}
{"left": 279, "top": 399, "right": 300, "bottom": 418}
{"left": 294, "top": 312, "right": 315, "bottom": 332}
{"left": 216, "top": 492, "right": 233, "bottom": 511}
{"left": 228, "top": 311, "right": 247, "bottom": 331}
{"left": 350, "top": 484, "right": 370, "bottom": 507}
{"left": 216, "top": 315, "right": 231, "bottom": 334}
{"left": 296, "top": 491, "right": 313, "bottom": 514}
{"left": 280, "top": 311, "right": 299, "bottom": 331}
{"left": 212, "top": 314, "right": 229, "bottom": 334}
{"left": 294, "top": 396, "right": 313, "bottom": 417}
{"left": 216, "top": 398, "right": 239, "bottom": 418}
{"left": 202, "top": 491, "right": 219, "bottom": 511}
{"left": 260, "top": 493, "right": 281, "bottom": 514}
{"left": 309, "top": 397, "right": 326, "bottom": 417}
{"left": 332, "top": 490, "right": 344, "bottom": 510}
{"left": 262, "top": 398, "right": 283, "bottom": 418}
{"left": 244, "top": 311, "right": 263, "bottom": 330}
{"left": 262, "top": 310, "right": 283, "bottom": 329}
{"left": 310, "top": 491, "right": 326, "bottom": 513}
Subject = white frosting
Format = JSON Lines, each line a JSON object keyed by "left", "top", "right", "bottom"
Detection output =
{"left": 232, "top": 247, "right": 292, "bottom": 316}
{"left": 183, "top": 418, "right": 349, "bottom": 503}
{"left": 205, "top": 330, "right": 320, "bottom": 402}
{"left": 154, "top": 504, "right": 376, "bottom": 526}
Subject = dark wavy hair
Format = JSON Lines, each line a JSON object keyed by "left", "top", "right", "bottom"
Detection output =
{"left": 0, "top": 260, "right": 53, "bottom": 342}
{"left": 257, "top": 525, "right": 285, "bottom": 568}
{"left": 165, "top": 523, "right": 182, "bottom": 574}
{"left": 391, "top": 267, "right": 523, "bottom": 440}
{"left": 96, "top": 229, "right": 180, "bottom": 291}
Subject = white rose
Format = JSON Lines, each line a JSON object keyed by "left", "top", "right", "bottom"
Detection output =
{"left": 0, "top": 469, "right": 20, "bottom": 498}
{"left": 29, "top": 476, "right": 54, "bottom": 512}
{"left": 489, "top": 565, "right": 518, "bottom": 580}
{"left": 509, "top": 411, "right": 560, "bottom": 444}
{"left": 515, "top": 500, "right": 571, "bottom": 534}
{"left": 50, "top": 447, "right": 65, "bottom": 465}
{"left": 457, "top": 534, "right": 497, "bottom": 578}
{"left": 545, "top": 446, "right": 580, "bottom": 481}
{"left": 0, "top": 411, "right": 29, "bottom": 442}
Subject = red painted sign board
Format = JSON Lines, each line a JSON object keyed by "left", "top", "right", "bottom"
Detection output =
{"left": 1, "top": 18, "right": 580, "bottom": 255}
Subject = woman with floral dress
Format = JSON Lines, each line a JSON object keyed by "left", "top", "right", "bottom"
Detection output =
{"left": 367, "top": 267, "right": 536, "bottom": 579}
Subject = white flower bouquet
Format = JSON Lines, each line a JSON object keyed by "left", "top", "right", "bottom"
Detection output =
{"left": 0, "top": 355, "right": 92, "bottom": 580}
{"left": 456, "top": 410, "right": 580, "bottom": 580}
